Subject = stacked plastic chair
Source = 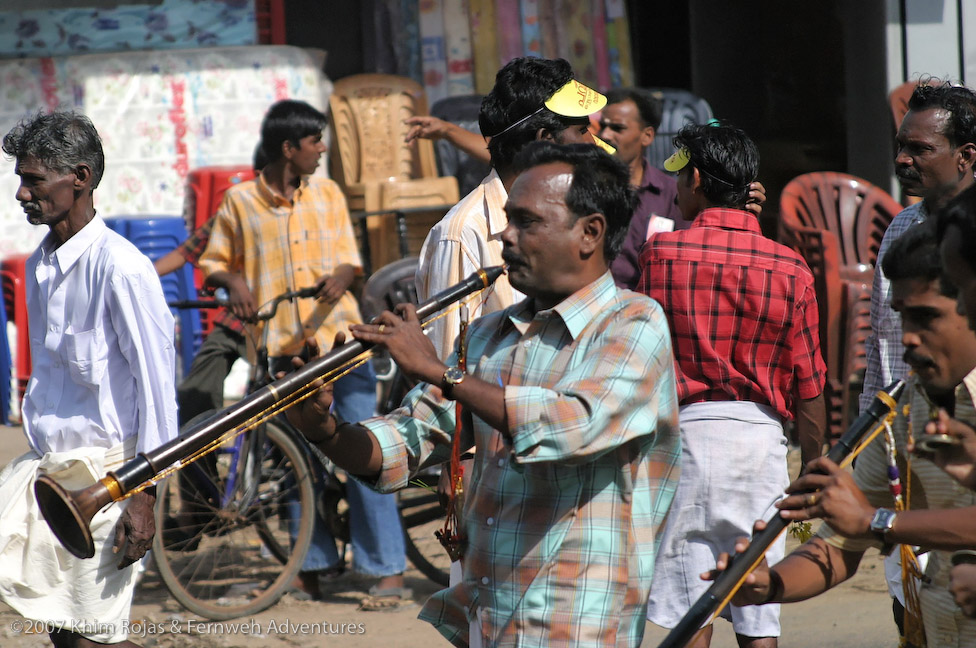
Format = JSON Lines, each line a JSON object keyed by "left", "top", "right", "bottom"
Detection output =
{"left": 104, "top": 216, "right": 201, "bottom": 379}
{"left": 1, "top": 253, "right": 30, "bottom": 419}
{"left": 329, "top": 74, "right": 460, "bottom": 270}
{"left": 779, "top": 172, "right": 901, "bottom": 443}
{"left": 184, "top": 166, "right": 255, "bottom": 338}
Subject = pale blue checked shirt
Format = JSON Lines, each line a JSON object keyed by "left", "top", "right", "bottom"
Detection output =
{"left": 361, "top": 271, "right": 681, "bottom": 648}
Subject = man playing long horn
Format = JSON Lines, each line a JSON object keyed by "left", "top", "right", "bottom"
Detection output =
{"left": 287, "top": 142, "right": 681, "bottom": 647}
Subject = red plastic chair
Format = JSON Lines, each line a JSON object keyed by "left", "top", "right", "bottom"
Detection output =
{"left": 184, "top": 166, "right": 256, "bottom": 339}
{"left": 779, "top": 220, "right": 846, "bottom": 442}
{"left": 840, "top": 273, "right": 873, "bottom": 433}
{"left": 779, "top": 171, "right": 901, "bottom": 270}
{"left": 1, "top": 254, "right": 31, "bottom": 409}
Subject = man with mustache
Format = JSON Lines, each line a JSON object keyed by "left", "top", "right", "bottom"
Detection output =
{"left": 923, "top": 186, "right": 976, "bottom": 619}
{"left": 287, "top": 142, "right": 681, "bottom": 647}
{"left": 0, "top": 111, "right": 178, "bottom": 647}
{"left": 859, "top": 80, "right": 976, "bottom": 642}
{"left": 709, "top": 221, "right": 976, "bottom": 647}
{"left": 861, "top": 81, "right": 976, "bottom": 422}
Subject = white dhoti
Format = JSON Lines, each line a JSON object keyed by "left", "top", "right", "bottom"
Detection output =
{"left": 0, "top": 439, "right": 138, "bottom": 643}
{"left": 647, "top": 401, "right": 788, "bottom": 638}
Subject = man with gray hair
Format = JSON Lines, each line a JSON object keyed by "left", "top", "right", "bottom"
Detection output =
{"left": 0, "top": 111, "right": 178, "bottom": 647}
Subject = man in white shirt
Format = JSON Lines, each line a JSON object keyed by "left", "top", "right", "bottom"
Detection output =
{"left": 416, "top": 56, "right": 609, "bottom": 361}
{"left": 0, "top": 111, "right": 179, "bottom": 647}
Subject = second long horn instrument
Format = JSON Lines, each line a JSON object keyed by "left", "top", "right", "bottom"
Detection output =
{"left": 656, "top": 378, "right": 906, "bottom": 648}
{"left": 35, "top": 265, "right": 506, "bottom": 560}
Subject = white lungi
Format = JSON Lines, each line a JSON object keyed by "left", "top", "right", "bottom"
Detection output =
{"left": 0, "top": 439, "right": 138, "bottom": 643}
{"left": 647, "top": 401, "right": 788, "bottom": 637}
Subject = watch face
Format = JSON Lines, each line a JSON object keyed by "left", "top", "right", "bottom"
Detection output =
{"left": 445, "top": 367, "right": 465, "bottom": 384}
{"left": 871, "top": 508, "right": 896, "bottom": 534}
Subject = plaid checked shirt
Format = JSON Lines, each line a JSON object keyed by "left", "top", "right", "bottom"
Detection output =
{"left": 362, "top": 272, "right": 681, "bottom": 647}
{"left": 199, "top": 174, "right": 363, "bottom": 358}
{"left": 177, "top": 216, "right": 244, "bottom": 334}
{"left": 857, "top": 202, "right": 927, "bottom": 414}
{"left": 637, "top": 208, "right": 826, "bottom": 420}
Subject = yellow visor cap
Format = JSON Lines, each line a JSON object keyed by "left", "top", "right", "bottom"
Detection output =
{"left": 664, "top": 147, "right": 691, "bottom": 172}
{"left": 545, "top": 79, "right": 607, "bottom": 117}
{"left": 592, "top": 134, "right": 616, "bottom": 155}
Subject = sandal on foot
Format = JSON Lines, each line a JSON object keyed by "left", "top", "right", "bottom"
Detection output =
{"left": 359, "top": 585, "right": 414, "bottom": 612}
{"left": 283, "top": 585, "right": 316, "bottom": 602}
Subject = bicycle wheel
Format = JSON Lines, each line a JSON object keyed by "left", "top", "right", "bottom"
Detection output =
{"left": 398, "top": 470, "right": 451, "bottom": 587}
{"left": 153, "top": 421, "right": 315, "bottom": 620}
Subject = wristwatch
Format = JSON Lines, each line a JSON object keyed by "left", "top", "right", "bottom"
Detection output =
{"left": 441, "top": 366, "right": 465, "bottom": 399}
{"left": 869, "top": 507, "right": 897, "bottom": 540}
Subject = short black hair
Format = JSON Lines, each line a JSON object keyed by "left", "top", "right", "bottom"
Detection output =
{"left": 253, "top": 140, "right": 269, "bottom": 171}
{"left": 605, "top": 87, "right": 663, "bottom": 130}
{"left": 3, "top": 110, "right": 105, "bottom": 190}
{"left": 672, "top": 121, "right": 758, "bottom": 207}
{"left": 907, "top": 80, "right": 976, "bottom": 148}
{"left": 934, "top": 183, "right": 976, "bottom": 274}
{"left": 882, "top": 220, "right": 957, "bottom": 298}
{"left": 260, "top": 100, "right": 328, "bottom": 163}
{"left": 511, "top": 141, "right": 636, "bottom": 261}
{"left": 479, "top": 57, "right": 577, "bottom": 171}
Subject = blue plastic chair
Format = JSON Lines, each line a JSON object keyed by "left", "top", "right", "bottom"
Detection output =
{"left": 104, "top": 216, "right": 202, "bottom": 378}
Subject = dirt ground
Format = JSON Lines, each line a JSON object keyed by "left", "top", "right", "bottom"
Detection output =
{"left": 0, "top": 424, "right": 899, "bottom": 648}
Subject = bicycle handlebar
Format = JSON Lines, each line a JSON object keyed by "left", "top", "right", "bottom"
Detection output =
{"left": 167, "top": 286, "right": 320, "bottom": 322}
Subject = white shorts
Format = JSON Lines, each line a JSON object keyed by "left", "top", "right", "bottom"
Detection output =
{"left": 647, "top": 401, "right": 788, "bottom": 638}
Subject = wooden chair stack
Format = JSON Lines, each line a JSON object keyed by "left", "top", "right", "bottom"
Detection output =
{"left": 329, "top": 74, "right": 460, "bottom": 269}
{"left": 778, "top": 171, "right": 901, "bottom": 443}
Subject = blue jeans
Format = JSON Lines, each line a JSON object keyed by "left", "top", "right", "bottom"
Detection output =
{"left": 299, "top": 361, "right": 406, "bottom": 576}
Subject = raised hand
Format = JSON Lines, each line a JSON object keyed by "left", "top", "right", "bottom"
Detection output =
{"left": 349, "top": 304, "right": 445, "bottom": 387}
{"left": 775, "top": 457, "right": 875, "bottom": 538}
{"left": 700, "top": 519, "right": 775, "bottom": 606}
{"left": 911, "top": 409, "right": 976, "bottom": 491}
{"left": 283, "top": 336, "right": 339, "bottom": 443}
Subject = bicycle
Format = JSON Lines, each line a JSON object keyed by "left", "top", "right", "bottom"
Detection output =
{"left": 154, "top": 276, "right": 450, "bottom": 621}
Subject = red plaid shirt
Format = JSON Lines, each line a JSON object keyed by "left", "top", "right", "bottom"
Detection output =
{"left": 637, "top": 208, "right": 825, "bottom": 420}
{"left": 178, "top": 216, "right": 244, "bottom": 334}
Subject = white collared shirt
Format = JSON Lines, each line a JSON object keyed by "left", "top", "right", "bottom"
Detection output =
{"left": 415, "top": 169, "right": 524, "bottom": 361}
{"left": 23, "top": 216, "right": 179, "bottom": 456}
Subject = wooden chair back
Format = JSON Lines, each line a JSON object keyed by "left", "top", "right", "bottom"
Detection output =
{"left": 329, "top": 73, "right": 439, "bottom": 190}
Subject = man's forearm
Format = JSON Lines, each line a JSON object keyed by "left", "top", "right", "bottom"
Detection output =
{"left": 449, "top": 374, "right": 507, "bottom": 433}
{"left": 203, "top": 270, "right": 237, "bottom": 291}
{"left": 309, "top": 421, "right": 386, "bottom": 479}
{"left": 796, "top": 393, "right": 827, "bottom": 465}
{"left": 153, "top": 248, "right": 187, "bottom": 276}
{"left": 887, "top": 507, "right": 976, "bottom": 550}
{"left": 768, "top": 537, "right": 862, "bottom": 603}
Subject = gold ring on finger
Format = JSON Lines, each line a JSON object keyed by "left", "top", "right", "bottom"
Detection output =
{"left": 806, "top": 493, "right": 817, "bottom": 507}
{"left": 378, "top": 324, "right": 386, "bottom": 334}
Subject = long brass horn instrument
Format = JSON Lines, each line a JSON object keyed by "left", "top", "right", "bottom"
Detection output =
{"left": 656, "top": 378, "right": 906, "bottom": 648}
{"left": 35, "top": 265, "right": 506, "bottom": 559}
